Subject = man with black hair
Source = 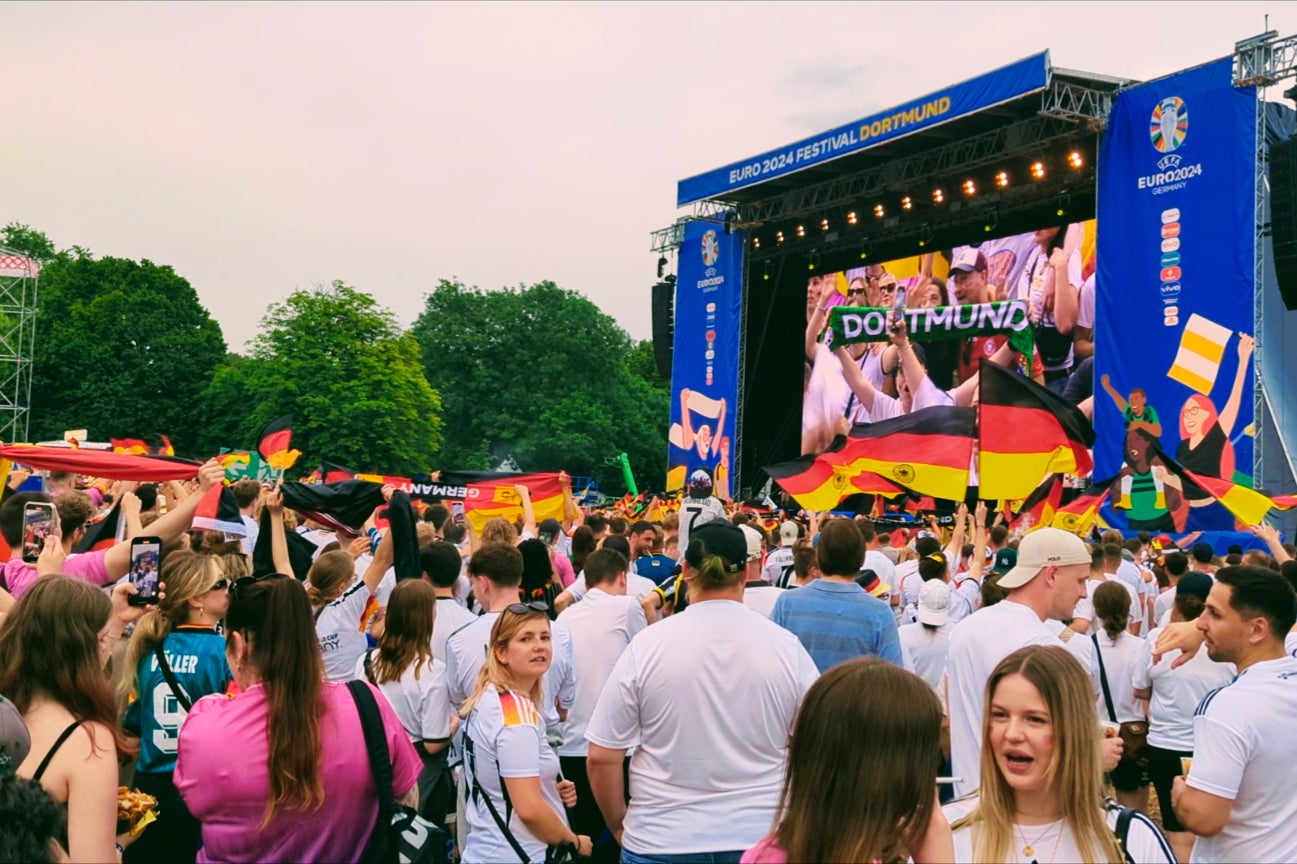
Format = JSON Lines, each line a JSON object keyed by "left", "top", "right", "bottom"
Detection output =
{"left": 1155, "top": 551, "right": 1191, "bottom": 626}
{"left": 1172, "top": 566, "right": 1297, "bottom": 861}
{"left": 1191, "top": 541, "right": 1219, "bottom": 577}
{"left": 585, "top": 513, "right": 609, "bottom": 544}
{"left": 422, "top": 541, "right": 476, "bottom": 662}
{"left": 423, "top": 503, "right": 451, "bottom": 536}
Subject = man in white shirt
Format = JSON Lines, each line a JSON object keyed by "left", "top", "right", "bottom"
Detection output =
{"left": 859, "top": 518, "right": 899, "bottom": 615}
{"left": 740, "top": 525, "right": 782, "bottom": 618}
{"left": 422, "top": 540, "right": 478, "bottom": 663}
{"left": 1172, "top": 566, "right": 1297, "bottom": 863}
{"left": 586, "top": 520, "right": 818, "bottom": 861}
{"left": 763, "top": 520, "right": 799, "bottom": 587}
{"left": 1070, "top": 545, "right": 1142, "bottom": 637}
{"left": 556, "top": 548, "right": 647, "bottom": 860}
{"left": 944, "top": 528, "right": 1094, "bottom": 799}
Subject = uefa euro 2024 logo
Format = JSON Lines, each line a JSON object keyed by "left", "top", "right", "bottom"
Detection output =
{"left": 701, "top": 229, "right": 720, "bottom": 267}
{"left": 1150, "top": 96, "right": 1188, "bottom": 153}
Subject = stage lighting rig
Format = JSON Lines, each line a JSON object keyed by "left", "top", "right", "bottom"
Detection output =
{"left": 796, "top": 224, "right": 806, "bottom": 238}
{"left": 874, "top": 204, "right": 885, "bottom": 219}
{"left": 776, "top": 230, "right": 785, "bottom": 244}
{"left": 1068, "top": 150, "right": 1085, "bottom": 170}
{"left": 847, "top": 211, "right": 859, "bottom": 225}
{"left": 752, "top": 236, "right": 761, "bottom": 249}
{"left": 901, "top": 196, "right": 914, "bottom": 211}
{"left": 962, "top": 179, "right": 977, "bottom": 197}
{"left": 995, "top": 170, "right": 1010, "bottom": 188}
{"left": 1030, "top": 161, "right": 1047, "bottom": 180}
{"left": 820, "top": 218, "right": 830, "bottom": 232}
{"left": 932, "top": 188, "right": 945, "bottom": 204}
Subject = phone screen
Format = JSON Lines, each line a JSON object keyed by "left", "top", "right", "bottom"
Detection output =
{"left": 22, "top": 504, "right": 54, "bottom": 563}
{"left": 452, "top": 501, "right": 465, "bottom": 525}
{"left": 129, "top": 538, "right": 163, "bottom": 602}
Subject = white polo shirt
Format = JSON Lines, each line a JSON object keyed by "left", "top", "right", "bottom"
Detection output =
{"left": 1089, "top": 629, "right": 1147, "bottom": 723}
{"left": 945, "top": 600, "right": 1063, "bottom": 800}
{"left": 1187, "top": 655, "right": 1297, "bottom": 863}
{"left": 355, "top": 651, "right": 451, "bottom": 744}
{"left": 742, "top": 582, "right": 783, "bottom": 619}
{"left": 555, "top": 587, "right": 646, "bottom": 757}
{"left": 431, "top": 596, "right": 478, "bottom": 665}
{"left": 1132, "top": 626, "right": 1235, "bottom": 751}
{"left": 585, "top": 599, "right": 818, "bottom": 855}
{"left": 566, "top": 571, "right": 658, "bottom": 603}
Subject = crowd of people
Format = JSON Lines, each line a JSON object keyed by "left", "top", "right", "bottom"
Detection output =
{"left": 0, "top": 463, "right": 1294, "bottom": 864}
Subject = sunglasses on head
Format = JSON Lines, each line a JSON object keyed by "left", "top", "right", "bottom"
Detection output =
{"left": 506, "top": 601, "right": 549, "bottom": 616}
{"left": 230, "top": 572, "right": 290, "bottom": 601}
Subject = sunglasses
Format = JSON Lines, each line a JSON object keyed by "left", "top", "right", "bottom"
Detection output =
{"left": 505, "top": 601, "right": 549, "bottom": 616}
{"left": 210, "top": 579, "right": 230, "bottom": 592}
{"left": 229, "top": 572, "right": 290, "bottom": 601}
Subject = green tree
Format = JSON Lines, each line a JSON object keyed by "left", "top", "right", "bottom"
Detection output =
{"left": 217, "top": 281, "right": 443, "bottom": 474}
{"left": 411, "top": 280, "right": 668, "bottom": 493}
{"left": 28, "top": 254, "right": 227, "bottom": 452}
{"left": 1, "top": 222, "right": 61, "bottom": 261}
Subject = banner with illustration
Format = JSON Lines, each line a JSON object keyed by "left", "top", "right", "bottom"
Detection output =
{"left": 667, "top": 219, "right": 744, "bottom": 496}
{"left": 1095, "top": 56, "right": 1256, "bottom": 531}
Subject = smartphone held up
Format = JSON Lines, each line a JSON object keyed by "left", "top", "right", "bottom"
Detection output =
{"left": 21, "top": 502, "right": 58, "bottom": 564}
{"left": 128, "top": 536, "right": 163, "bottom": 607}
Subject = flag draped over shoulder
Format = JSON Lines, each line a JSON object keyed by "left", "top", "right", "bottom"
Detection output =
{"left": 0, "top": 445, "right": 201, "bottom": 482}
{"left": 461, "top": 472, "right": 565, "bottom": 533}
{"left": 978, "top": 363, "right": 1094, "bottom": 500}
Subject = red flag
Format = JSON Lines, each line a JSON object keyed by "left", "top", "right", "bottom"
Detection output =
{"left": 463, "top": 473, "right": 565, "bottom": 532}
{"left": 0, "top": 445, "right": 201, "bottom": 482}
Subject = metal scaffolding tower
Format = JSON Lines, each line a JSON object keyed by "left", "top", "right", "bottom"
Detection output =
{"left": 0, "top": 248, "right": 40, "bottom": 444}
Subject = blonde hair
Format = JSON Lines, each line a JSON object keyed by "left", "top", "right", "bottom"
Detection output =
{"left": 121, "top": 551, "right": 224, "bottom": 698}
{"left": 459, "top": 606, "right": 548, "bottom": 718}
{"left": 481, "top": 517, "right": 518, "bottom": 546}
{"left": 954, "top": 646, "right": 1124, "bottom": 863}
{"left": 305, "top": 550, "right": 356, "bottom": 608}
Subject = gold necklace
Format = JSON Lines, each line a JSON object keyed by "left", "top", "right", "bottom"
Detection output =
{"left": 1015, "top": 819, "right": 1063, "bottom": 862}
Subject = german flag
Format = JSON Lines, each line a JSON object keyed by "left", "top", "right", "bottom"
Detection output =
{"left": 978, "top": 363, "right": 1094, "bottom": 500}
{"left": 256, "top": 415, "right": 301, "bottom": 472}
{"left": 111, "top": 435, "right": 174, "bottom": 456}
{"left": 765, "top": 447, "right": 903, "bottom": 512}
{"left": 1175, "top": 467, "right": 1287, "bottom": 527}
{"left": 0, "top": 444, "right": 202, "bottom": 482}
{"left": 1008, "top": 474, "right": 1063, "bottom": 533}
{"left": 840, "top": 406, "right": 977, "bottom": 502}
{"left": 75, "top": 499, "right": 124, "bottom": 553}
{"left": 462, "top": 472, "right": 566, "bottom": 533}
{"left": 1052, "top": 488, "right": 1108, "bottom": 536}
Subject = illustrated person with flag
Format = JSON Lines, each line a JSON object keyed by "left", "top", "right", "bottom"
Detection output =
{"left": 1175, "top": 333, "right": 1253, "bottom": 530}
{"left": 1111, "top": 427, "right": 1185, "bottom": 533}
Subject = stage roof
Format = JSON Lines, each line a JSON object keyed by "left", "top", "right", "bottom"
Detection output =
{"left": 677, "top": 52, "right": 1131, "bottom": 209}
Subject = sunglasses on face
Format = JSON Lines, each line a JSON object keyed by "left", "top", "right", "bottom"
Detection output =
{"left": 210, "top": 579, "right": 230, "bottom": 592}
{"left": 506, "top": 601, "right": 549, "bottom": 616}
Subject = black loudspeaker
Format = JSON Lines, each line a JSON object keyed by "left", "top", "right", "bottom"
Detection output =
{"left": 1271, "top": 136, "right": 1297, "bottom": 310}
{"left": 651, "top": 278, "right": 675, "bottom": 379}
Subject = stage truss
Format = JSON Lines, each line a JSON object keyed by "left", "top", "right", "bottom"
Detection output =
{"left": 0, "top": 248, "right": 40, "bottom": 444}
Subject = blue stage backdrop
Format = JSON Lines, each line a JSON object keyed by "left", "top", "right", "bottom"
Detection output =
{"left": 1095, "top": 56, "right": 1256, "bottom": 532}
{"left": 667, "top": 220, "right": 744, "bottom": 498}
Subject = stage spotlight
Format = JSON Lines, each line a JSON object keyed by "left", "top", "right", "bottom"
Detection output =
{"left": 901, "top": 196, "right": 914, "bottom": 211}
{"left": 962, "top": 179, "right": 977, "bottom": 197}
{"left": 796, "top": 224, "right": 806, "bottom": 238}
{"left": 776, "top": 230, "right": 785, "bottom": 244}
{"left": 873, "top": 203, "right": 885, "bottom": 219}
{"left": 847, "top": 211, "right": 859, "bottom": 225}
{"left": 917, "top": 224, "right": 934, "bottom": 248}
{"left": 1056, "top": 192, "right": 1072, "bottom": 218}
{"left": 859, "top": 240, "right": 873, "bottom": 260}
{"left": 657, "top": 255, "right": 668, "bottom": 279}
{"left": 932, "top": 188, "right": 945, "bottom": 204}
{"left": 1068, "top": 150, "right": 1085, "bottom": 170}
{"left": 1030, "top": 161, "right": 1047, "bottom": 180}
{"left": 820, "top": 218, "right": 830, "bottom": 232}
{"left": 752, "top": 237, "right": 760, "bottom": 249}
{"left": 984, "top": 208, "right": 999, "bottom": 234}
{"left": 995, "top": 170, "right": 1010, "bottom": 188}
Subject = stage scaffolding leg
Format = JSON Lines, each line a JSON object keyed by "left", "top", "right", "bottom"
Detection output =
{"left": 0, "top": 248, "right": 39, "bottom": 445}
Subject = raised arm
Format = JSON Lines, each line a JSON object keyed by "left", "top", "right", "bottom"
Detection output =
{"left": 1100, "top": 373, "right": 1127, "bottom": 413}
{"left": 835, "top": 346, "right": 880, "bottom": 415}
{"left": 515, "top": 484, "right": 537, "bottom": 537}
{"left": 1049, "top": 247, "right": 1080, "bottom": 334}
{"left": 265, "top": 489, "right": 292, "bottom": 576}
{"left": 1219, "top": 334, "right": 1254, "bottom": 439}
{"left": 103, "top": 460, "right": 224, "bottom": 578}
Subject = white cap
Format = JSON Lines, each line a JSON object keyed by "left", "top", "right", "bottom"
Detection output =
{"left": 997, "top": 528, "right": 1092, "bottom": 589}
{"left": 917, "top": 580, "right": 952, "bottom": 626}
{"left": 739, "top": 525, "right": 763, "bottom": 561}
{"left": 779, "top": 520, "right": 800, "bottom": 545}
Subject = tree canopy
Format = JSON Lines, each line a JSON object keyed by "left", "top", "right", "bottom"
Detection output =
{"left": 412, "top": 280, "right": 667, "bottom": 492}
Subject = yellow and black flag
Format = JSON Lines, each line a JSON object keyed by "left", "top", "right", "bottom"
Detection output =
{"left": 978, "top": 363, "right": 1094, "bottom": 500}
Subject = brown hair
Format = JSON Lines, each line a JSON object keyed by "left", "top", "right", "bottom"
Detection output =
{"left": 775, "top": 659, "right": 941, "bottom": 862}
{"left": 954, "top": 646, "right": 1123, "bottom": 864}
{"left": 372, "top": 580, "right": 436, "bottom": 684}
{"left": 305, "top": 550, "right": 357, "bottom": 608}
{"left": 816, "top": 520, "right": 865, "bottom": 577}
{"left": 225, "top": 576, "right": 325, "bottom": 826}
{"left": 0, "top": 577, "right": 131, "bottom": 761}
{"left": 1092, "top": 579, "right": 1131, "bottom": 642}
{"left": 480, "top": 517, "right": 518, "bottom": 546}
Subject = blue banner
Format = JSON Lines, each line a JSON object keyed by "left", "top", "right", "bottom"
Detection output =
{"left": 1095, "top": 57, "right": 1256, "bottom": 532}
{"left": 677, "top": 52, "right": 1050, "bottom": 206}
{"left": 667, "top": 220, "right": 743, "bottom": 498}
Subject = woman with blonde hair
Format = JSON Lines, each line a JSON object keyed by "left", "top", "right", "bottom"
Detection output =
{"left": 945, "top": 645, "right": 1174, "bottom": 863}
{"left": 356, "top": 579, "right": 453, "bottom": 825}
{"left": 460, "top": 603, "right": 590, "bottom": 864}
{"left": 743, "top": 658, "right": 952, "bottom": 863}
{"left": 121, "top": 550, "right": 232, "bottom": 863}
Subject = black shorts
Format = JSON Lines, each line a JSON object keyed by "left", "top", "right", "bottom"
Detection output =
{"left": 1107, "top": 746, "right": 1150, "bottom": 792}
{"left": 1146, "top": 743, "right": 1193, "bottom": 832}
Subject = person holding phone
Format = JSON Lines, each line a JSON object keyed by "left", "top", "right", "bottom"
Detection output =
{"left": 120, "top": 551, "right": 232, "bottom": 864}
{"left": 0, "top": 576, "right": 157, "bottom": 863}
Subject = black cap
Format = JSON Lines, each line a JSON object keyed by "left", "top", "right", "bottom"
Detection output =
{"left": 684, "top": 519, "right": 748, "bottom": 572}
{"left": 1176, "top": 571, "right": 1213, "bottom": 602}
{"left": 538, "top": 517, "right": 562, "bottom": 543}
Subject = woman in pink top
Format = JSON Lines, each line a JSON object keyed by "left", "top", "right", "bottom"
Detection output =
{"left": 175, "top": 574, "right": 419, "bottom": 864}
{"left": 742, "top": 659, "right": 952, "bottom": 864}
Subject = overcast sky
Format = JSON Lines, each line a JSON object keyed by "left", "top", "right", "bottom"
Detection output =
{"left": 3, "top": 1, "right": 1294, "bottom": 352}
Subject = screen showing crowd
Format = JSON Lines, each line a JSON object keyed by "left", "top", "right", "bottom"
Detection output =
{"left": 801, "top": 222, "right": 1097, "bottom": 456}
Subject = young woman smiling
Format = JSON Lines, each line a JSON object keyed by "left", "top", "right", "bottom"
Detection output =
{"left": 944, "top": 645, "right": 1175, "bottom": 863}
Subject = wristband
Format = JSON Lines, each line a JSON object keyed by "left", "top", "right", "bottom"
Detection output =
{"left": 367, "top": 527, "right": 381, "bottom": 554}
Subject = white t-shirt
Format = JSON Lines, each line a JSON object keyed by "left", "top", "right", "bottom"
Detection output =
{"left": 355, "top": 651, "right": 451, "bottom": 743}
{"left": 1089, "top": 629, "right": 1147, "bottom": 723}
{"left": 1076, "top": 272, "right": 1095, "bottom": 330}
{"left": 741, "top": 582, "right": 783, "bottom": 619}
{"left": 863, "top": 550, "right": 897, "bottom": 590}
{"left": 899, "top": 621, "right": 951, "bottom": 693}
{"left": 945, "top": 600, "right": 1065, "bottom": 799}
{"left": 462, "top": 685, "right": 567, "bottom": 864}
{"left": 431, "top": 597, "right": 478, "bottom": 668}
{"left": 763, "top": 545, "right": 796, "bottom": 587}
{"left": 803, "top": 342, "right": 852, "bottom": 447}
{"left": 1188, "top": 655, "right": 1297, "bottom": 863}
{"left": 585, "top": 599, "right": 818, "bottom": 855}
{"left": 315, "top": 578, "right": 377, "bottom": 682}
{"left": 1287, "top": 630, "right": 1297, "bottom": 656}
{"left": 677, "top": 499, "right": 728, "bottom": 552}
{"left": 555, "top": 587, "right": 646, "bottom": 757}
{"left": 1043, "top": 620, "right": 1102, "bottom": 697}
{"left": 908, "top": 375, "right": 955, "bottom": 412}
{"left": 239, "top": 514, "right": 260, "bottom": 556}
{"left": 1072, "top": 577, "right": 1141, "bottom": 635}
{"left": 566, "top": 571, "right": 658, "bottom": 603}
{"left": 944, "top": 794, "right": 1176, "bottom": 863}
{"left": 1132, "top": 625, "right": 1235, "bottom": 751}
{"left": 444, "top": 612, "right": 577, "bottom": 732}
{"left": 1154, "top": 586, "right": 1176, "bottom": 625}
{"left": 896, "top": 560, "right": 921, "bottom": 624}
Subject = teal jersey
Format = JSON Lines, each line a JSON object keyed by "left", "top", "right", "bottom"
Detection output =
{"left": 123, "top": 626, "right": 231, "bottom": 774}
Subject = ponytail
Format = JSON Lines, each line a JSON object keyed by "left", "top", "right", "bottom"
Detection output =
{"left": 305, "top": 550, "right": 355, "bottom": 609}
{"left": 1092, "top": 581, "right": 1131, "bottom": 643}
{"left": 120, "top": 550, "right": 223, "bottom": 700}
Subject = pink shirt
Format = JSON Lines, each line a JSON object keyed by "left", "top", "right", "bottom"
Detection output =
{"left": 554, "top": 552, "right": 575, "bottom": 588}
{"left": 1, "top": 549, "right": 111, "bottom": 598}
{"left": 174, "top": 680, "right": 420, "bottom": 864}
{"left": 742, "top": 836, "right": 788, "bottom": 864}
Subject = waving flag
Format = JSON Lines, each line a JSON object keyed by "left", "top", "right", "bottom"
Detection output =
{"left": 256, "top": 415, "right": 301, "bottom": 472}
{"left": 0, "top": 445, "right": 201, "bottom": 482}
{"left": 1008, "top": 474, "right": 1064, "bottom": 533}
{"left": 1052, "top": 488, "right": 1109, "bottom": 536}
{"left": 462, "top": 472, "right": 566, "bottom": 533}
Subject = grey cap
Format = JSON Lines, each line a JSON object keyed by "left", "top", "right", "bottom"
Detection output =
{"left": 0, "top": 695, "right": 30, "bottom": 774}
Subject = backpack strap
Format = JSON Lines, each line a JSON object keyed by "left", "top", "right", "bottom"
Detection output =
{"left": 463, "top": 707, "right": 532, "bottom": 864}
{"left": 346, "top": 681, "right": 395, "bottom": 830}
{"left": 154, "top": 643, "right": 193, "bottom": 712}
{"left": 1111, "top": 800, "right": 1138, "bottom": 864}
{"left": 1092, "top": 632, "right": 1119, "bottom": 724}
